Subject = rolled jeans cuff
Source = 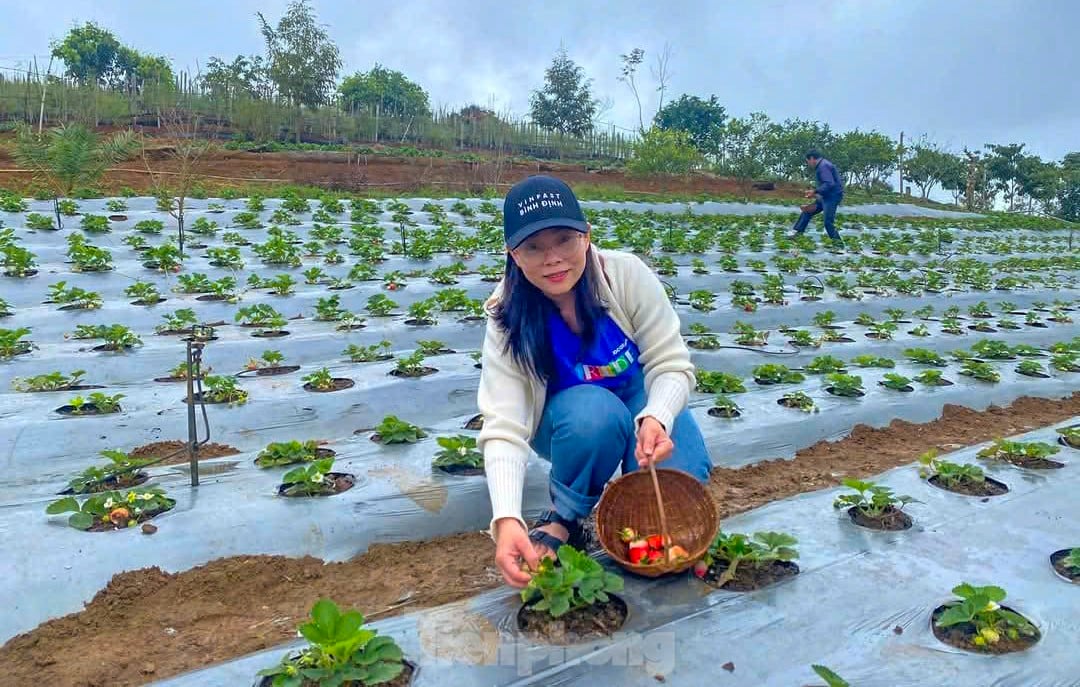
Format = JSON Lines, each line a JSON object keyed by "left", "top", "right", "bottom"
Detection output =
{"left": 549, "top": 475, "right": 599, "bottom": 522}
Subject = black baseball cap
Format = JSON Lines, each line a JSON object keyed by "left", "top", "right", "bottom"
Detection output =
{"left": 503, "top": 175, "right": 589, "bottom": 249}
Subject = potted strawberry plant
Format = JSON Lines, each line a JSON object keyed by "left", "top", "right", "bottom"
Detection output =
{"left": 189, "top": 376, "right": 248, "bottom": 405}
{"left": 432, "top": 435, "right": 484, "bottom": 475}
{"left": 243, "top": 350, "right": 300, "bottom": 377}
{"left": 932, "top": 583, "right": 1040, "bottom": 653}
{"left": 692, "top": 530, "right": 799, "bottom": 591}
{"left": 832, "top": 478, "right": 916, "bottom": 530}
{"left": 256, "top": 598, "right": 414, "bottom": 686}
{"left": 1049, "top": 548, "right": 1080, "bottom": 583}
{"left": 977, "top": 438, "right": 1064, "bottom": 470}
{"left": 370, "top": 415, "right": 427, "bottom": 444}
{"left": 518, "top": 545, "right": 626, "bottom": 643}
{"left": 752, "top": 363, "right": 804, "bottom": 386}
{"left": 61, "top": 449, "right": 154, "bottom": 494}
{"left": 918, "top": 449, "right": 1008, "bottom": 497}
{"left": 695, "top": 371, "right": 745, "bottom": 394}
{"left": 278, "top": 457, "right": 355, "bottom": 497}
{"left": 824, "top": 373, "right": 865, "bottom": 397}
{"left": 914, "top": 369, "right": 953, "bottom": 387}
{"left": 344, "top": 341, "right": 394, "bottom": 363}
{"left": 879, "top": 373, "right": 914, "bottom": 392}
{"left": 46, "top": 487, "right": 175, "bottom": 531}
{"left": 708, "top": 394, "right": 741, "bottom": 418}
{"left": 302, "top": 367, "right": 355, "bottom": 392}
{"left": 778, "top": 391, "right": 817, "bottom": 412}
{"left": 255, "top": 440, "right": 334, "bottom": 468}
{"left": 389, "top": 351, "right": 437, "bottom": 378}
{"left": 56, "top": 392, "right": 124, "bottom": 416}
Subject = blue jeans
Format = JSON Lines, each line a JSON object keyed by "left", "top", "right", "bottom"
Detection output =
{"left": 530, "top": 370, "right": 712, "bottom": 523}
{"left": 793, "top": 195, "right": 842, "bottom": 241}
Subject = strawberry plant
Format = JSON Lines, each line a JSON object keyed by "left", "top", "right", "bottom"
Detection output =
{"left": 520, "top": 545, "right": 624, "bottom": 618}
{"left": 190, "top": 217, "right": 219, "bottom": 235}
{"left": 392, "top": 350, "right": 432, "bottom": 377}
{"left": 416, "top": 340, "right": 451, "bottom": 356}
{"left": 691, "top": 258, "right": 708, "bottom": 274}
{"left": 257, "top": 596, "right": 406, "bottom": 687}
{"left": 918, "top": 450, "right": 988, "bottom": 489}
{"left": 779, "top": 391, "right": 816, "bottom": 412}
{"left": 232, "top": 210, "right": 263, "bottom": 229}
{"left": 12, "top": 369, "right": 86, "bottom": 392}
{"left": 66, "top": 235, "right": 112, "bottom": 271}
{"left": 1015, "top": 360, "right": 1047, "bottom": 377}
{"left": 688, "top": 289, "right": 715, "bottom": 312}
{"left": 1051, "top": 352, "right": 1080, "bottom": 372}
{"left": 1025, "top": 311, "right": 1044, "bottom": 325}
{"left": 406, "top": 299, "right": 438, "bottom": 325}
{"left": 867, "top": 320, "right": 898, "bottom": 340}
{"left": 165, "top": 360, "right": 210, "bottom": 380}
{"left": 788, "top": 329, "right": 819, "bottom": 347}
{"left": 433, "top": 435, "right": 484, "bottom": 470}
{"left": 235, "top": 304, "right": 287, "bottom": 333}
{"left": 57, "top": 199, "right": 78, "bottom": 215}
{"left": 977, "top": 438, "right": 1059, "bottom": 465}
{"left": 2, "top": 245, "right": 38, "bottom": 276}
{"left": 913, "top": 305, "right": 935, "bottom": 320}
{"left": 689, "top": 333, "right": 721, "bottom": 349}
{"left": 812, "top": 311, "right": 837, "bottom": 328}
{"left": 904, "top": 348, "right": 947, "bottom": 367}
{"left": 884, "top": 307, "right": 907, "bottom": 322}
{"left": 105, "top": 199, "right": 127, "bottom": 212}
{"left": 373, "top": 415, "right": 427, "bottom": 444}
{"left": 959, "top": 360, "right": 1001, "bottom": 382}
{"left": 280, "top": 458, "right": 346, "bottom": 496}
{"left": 176, "top": 273, "right": 213, "bottom": 293}
{"left": 709, "top": 394, "right": 741, "bottom": 418}
{"left": 967, "top": 301, "right": 993, "bottom": 318}
{"left": 914, "top": 369, "right": 950, "bottom": 386}
{"left": 46, "top": 487, "right": 175, "bottom": 530}
{"left": 302, "top": 367, "right": 342, "bottom": 391}
{"left": 156, "top": 308, "right": 198, "bottom": 333}
{"left": 344, "top": 341, "right": 393, "bottom": 363}
{"left": 825, "top": 373, "right": 864, "bottom": 397}
{"left": 200, "top": 376, "right": 248, "bottom": 405}
{"left": 1011, "top": 344, "right": 1044, "bottom": 358}
{"left": 134, "top": 219, "right": 164, "bottom": 234}
{"left": 266, "top": 273, "right": 297, "bottom": 296}
{"left": 1057, "top": 426, "right": 1080, "bottom": 448}
{"left": 65, "top": 449, "right": 154, "bottom": 494}
{"left": 303, "top": 266, "right": 326, "bottom": 285}
{"left": 25, "top": 212, "right": 56, "bottom": 230}
{"left": 48, "top": 282, "right": 103, "bottom": 309}
{"left": 732, "top": 321, "right": 768, "bottom": 346}
{"left": 833, "top": 478, "right": 917, "bottom": 519}
{"left": 854, "top": 312, "right": 876, "bottom": 326}
{"left": 688, "top": 323, "right": 710, "bottom": 336}
{"left": 80, "top": 214, "right": 110, "bottom": 233}
{"left": 206, "top": 246, "right": 244, "bottom": 269}
{"left": 382, "top": 271, "right": 406, "bottom": 290}
{"left": 1061, "top": 549, "right": 1080, "bottom": 574}
{"left": 752, "top": 363, "right": 804, "bottom": 385}
{"left": 347, "top": 263, "right": 378, "bottom": 281}
{"left": 0, "top": 327, "right": 32, "bottom": 358}
{"left": 851, "top": 355, "right": 895, "bottom": 368}
{"left": 805, "top": 355, "right": 846, "bottom": 374}
{"left": 880, "top": 373, "right": 913, "bottom": 391}
{"left": 971, "top": 339, "right": 1015, "bottom": 360}
{"left": 0, "top": 193, "right": 27, "bottom": 212}
{"left": 697, "top": 530, "right": 798, "bottom": 588}
{"left": 98, "top": 324, "right": 143, "bottom": 350}
{"left": 432, "top": 288, "right": 471, "bottom": 312}
{"left": 125, "top": 281, "right": 163, "bottom": 304}
{"left": 313, "top": 295, "right": 347, "bottom": 322}
{"left": 934, "top": 583, "right": 1038, "bottom": 651}
{"left": 365, "top": 294, "right": 397, "bottom": 317}
{"left": 695, "top": 370, "right": 745, "bottom": 394}
{"left": 941, "top": 316, "right": 964, "bottom": 334}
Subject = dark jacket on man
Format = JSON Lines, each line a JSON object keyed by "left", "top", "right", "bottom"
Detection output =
{"left": 814, "top": 158, "right": 843, "bottom": 200}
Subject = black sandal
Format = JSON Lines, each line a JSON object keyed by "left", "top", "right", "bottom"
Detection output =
{"left": 528, "top": 510, "right": 584, "bottom": 555}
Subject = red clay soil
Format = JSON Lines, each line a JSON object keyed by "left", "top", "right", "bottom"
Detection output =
{"left": 0, "top": 139, "right": 806, "bottom": 200}
{"left": 128, "top": 440, "right": 241, "bottom": 466}
{"left": 3, "top": 394, "right": 1078, "bottom": 687}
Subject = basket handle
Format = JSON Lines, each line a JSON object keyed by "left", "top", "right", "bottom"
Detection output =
{"left": 648, "top": 461, "right": 672, "bottom": 553}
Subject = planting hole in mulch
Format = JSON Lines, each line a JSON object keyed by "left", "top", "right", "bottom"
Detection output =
{"left": 708, "top": 407, "right": 741, "bottom": 418}
{"left": 57, "top": 303, "right": 97, "bottom": 311}
{"left": 799, "top": 295, "right": 822, "bottom": 302}
{"left": 995, "top": 454, "right": 1065, "bottom": 470}
{"left": 278, "top": 472, "right": 355, "bottom": 497}
{"left": 59, "top": 472, "right": 149, "bottom": 495}
{"left": 700, "top": 560, "right": 800, "bottom": 591}
{"left": 927, "top": 475, "right": 1009, "bottom": 497}
{"left": 930, "top": 604, "right": 1041, "bottom": 654}
{"left": 55, "top": 403, "right": 118, "bottom": 416}
{"left": 1026, "top": 322, "right": 1049, "bottom": 328}
{"left": 1049, "top": 549, "right": 1080, "bottom": 583}
{"left": 846, "top": 506, "right": 913, "bottom": 530}
{"left": 182, "top": 392, "right": 243, "bottom": 405}
{"left": 128, "top": 440, "right": 240, "bottom": 465}
{"left": 1018, "top": 370, "right": 1051, "bottom": 379}
{"left": 327, "top": 283, "right": 355, "bottom": 291}
{"left": 153, "top": 374, "right": 207, "bottom": 383}
{"left": 254, "top": 448, "right": 335, "bottom": 468}
{"left": 25, "top": 384, "right": 103, "bottom": 393}
{"left": 336, "top": 323, "right": 366, "bottom": 331}
{"left": 405, "top": 318, "right": 435, "bottom": 326}
{"left": 251, "top": 330, "right": 289, "bottom": 338}
{"left": 433, "top": 463, "right": 485, "bottom": 477}
{"left": 826, "top": 387, "right": 866, "bottom": 398}
{"left": 864, "top": 333, "right": 894, "bottom": 340}
{"left": 923, "top": 378, "right": 955, "bottom": 387}
{"left": 389, "top": 367, "right": 439, "bottom": 378}
{"left": 464, "top": 414, "right": 484, "bottom": 430}
{"left": 968, "top": 325, "right": 997, "bottom": 333}
{"left": 84, "top": 504, "right": 175, "bottom": 533}
{"left": 1059, "top": 434, "right": 1079, "bottom": 450}
{"left": 195, "top": 294, "right": 230, "bottom": 302}
{"left": 107, "top": 214, "right": 127, "bottom": 221}
{"left": 516, "top": 595, "right": 628, "bottom": 645}
{"left": 879, "top": 382, "right": 914, "bottom": 392}
{"left": 90, "top": 343, "right": 136, "bottom": 352}
{"left": 131, "top": 298, "right": 166, "bottom": 306}
{"left": 255, "top": 659, "right": 417, "bottom": 687}
{"left": 302, "top": 378, "right": 354, "bottom": 393}
{"left": 238, "top": 365, "right": 301, "bottom": 377}
{"left": 827, "top": 336, "right": 856, "bottom": 343}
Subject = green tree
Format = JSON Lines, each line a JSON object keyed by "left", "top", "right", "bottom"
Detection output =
{"left": 904, "top": 145, "right": 961, "bottom": 200}
{"left": 627, "top": 127, "right": 703, "bottom": 175}
{"left": 1058, "top": 152, "right": 1080, "bottom": 222}
{"left": 1017, "top": 156, "right": 1060, "bottom": 214}
{"left": 716, "top": 113, "right": 770, "bottom": 198}
{"left": 984, "top": 143, "right": 1027, "bottom": 210}
{"left": 13, "top": 123, "right": 138, "bottom": 229}
{"left": 529, "top": 47, "right": 598, "bottom": 138}
{"left": 831, "top": 130, "right": 896, "bottom": 192}
{"left": 339, "top": 64, "right": 431, "bottom": 116}
{"left": 654, "top": 94, "right": 727, "bottom": 157}
{"left": 50, "top": 22, "right": 121, "bottom": 87}
{"left": 257, "top": 0, "right": 342, "bottom": 142}
{"left": 200, "top": 55, "right": 272, "bottom": 107}
{"left": 761, "top": 118, "right": 836, "bottom": 180}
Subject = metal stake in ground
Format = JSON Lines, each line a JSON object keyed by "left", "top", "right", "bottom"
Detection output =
{"left": 185, "top": 326, "right": 213, "bottom": 486}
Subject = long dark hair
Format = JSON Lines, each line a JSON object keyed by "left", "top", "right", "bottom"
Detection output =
{"left": 493, "top": 246, "right": 607, "bottom": 381}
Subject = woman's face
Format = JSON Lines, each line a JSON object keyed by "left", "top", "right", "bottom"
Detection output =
{"left": 509, "top": 227, "right": 591, "bottom": 300}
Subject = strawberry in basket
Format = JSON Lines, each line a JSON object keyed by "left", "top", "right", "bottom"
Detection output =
{"left": 619, "top": 527, "right": 689, "bottom": 565}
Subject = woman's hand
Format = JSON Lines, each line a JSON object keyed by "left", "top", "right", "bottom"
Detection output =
{"left": 635, "top": 416, "right": 674, "bottom": 468}
{"left": 494, "top": 517, "right": 539, "bottom": 588}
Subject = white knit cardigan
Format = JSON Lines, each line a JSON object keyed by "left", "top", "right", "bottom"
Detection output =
{"left": 477, "top": 248, "right": 695, "bottom": 536}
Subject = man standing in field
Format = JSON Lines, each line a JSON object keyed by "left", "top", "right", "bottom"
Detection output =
{"left": 790, "top": 150, "right": 844, "bottom": 245}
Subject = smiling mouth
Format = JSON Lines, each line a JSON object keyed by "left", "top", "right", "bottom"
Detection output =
{"left": 544, "top": 270, "right": 570, "bottom": 281}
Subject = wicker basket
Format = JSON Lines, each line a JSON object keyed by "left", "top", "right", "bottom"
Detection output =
{"left": 595, "top": 468, "right": 719, "bottom": 578}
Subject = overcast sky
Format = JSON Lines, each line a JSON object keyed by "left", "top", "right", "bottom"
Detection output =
{"left": 3, "top": 0, "right": 1077, "bottom": 161}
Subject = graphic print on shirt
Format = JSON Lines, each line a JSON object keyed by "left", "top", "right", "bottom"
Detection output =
{"left": 548, "top": 312, "right": 641, "bottom": 393}
{"left": 579, "top": 337, "right": 636, "bottom": 381}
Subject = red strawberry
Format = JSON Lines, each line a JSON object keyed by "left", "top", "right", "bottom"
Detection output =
{"left": 628, "top": 547, "right": 649, "bottom": 564}
{"left": 618, "top": 527, "right": 637, "bottom": 543}
{"left": 693, "top": 561, "right": 708, "bottom": 579}
{"left": 647, "top": 551, "right": 665, "bottom": 564}
{"left": 646, "top": 534, "right": 664, "bottom": 550}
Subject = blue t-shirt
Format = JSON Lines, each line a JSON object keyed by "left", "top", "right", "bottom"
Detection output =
{"left": 547, "top": 312, "right": 642, "bottom": 394}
